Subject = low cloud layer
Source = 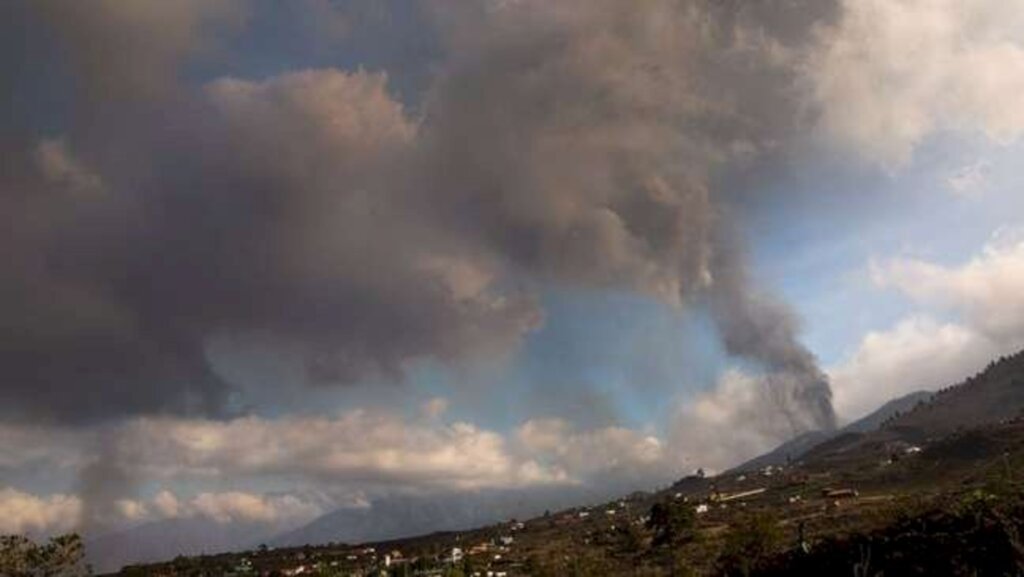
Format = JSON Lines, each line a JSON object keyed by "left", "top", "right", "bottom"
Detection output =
{"left": 151, "top": 490, "right": 323, "bottom": 526}
{"left": 0, "top": 406, "right": 680, "bottom": 535}
{"left": 0, "top": 488, "right": 81, "bottom": 535}
{"left": 107, "top": 409, "right": 678, "bottom": 494}
{"left": 0, "top": 487, "right": 323, "bottom": 535}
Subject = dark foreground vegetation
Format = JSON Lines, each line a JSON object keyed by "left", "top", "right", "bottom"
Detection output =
{"left": 755, "top": 486, "right": 1024, "bottom": 576}
{"left": 0, "top": 533, "right": 90, "bottom": 576}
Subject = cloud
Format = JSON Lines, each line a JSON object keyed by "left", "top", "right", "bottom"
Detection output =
{"left": 112, "top": 411, "right": 565, "bottom": 491}
{"left": 417, "top": 0, "right": 838, "bottom": 435}
{"left": 0, "top": 424, "right": 85, "bottom": 471}
{"left": 34, "top": 0, "right": 245, "bottom": 102}
{"left": 946, "top": 160, "right": 992, "bottom": 198}
{"left": 421, "top": 397, "right": 450, "bottom": 420}
{"left": 872, "top": 231, "right": 1024, "bottom": 343}
{"left": 830, "top": 231, "right": 1024, "bottom": 420}
{"left": 151, "top": 490, "right": 323, "bottom": 527}
{"left": 189, "top": 492, "right": 322, "bottom": 525}
{"left": 152, "top": 490, "right": 181, "bottom": 519}
{"left": 97, "top": 411, "right": 681, "bottom": 510}
{"left": 0, "top": 68, "right": 542, "bottom": 422}
{"left": 114, "top": 499, "right": 150, "bottom": 522}
{"left": 667, "top": 369, "right": 814, "bottom": 471}
{"left": 33, "top": 138, "right": 105, "bottom": 197}
{"left": 1, "top": 0, "right": 840, "bottom": 437}
{"left": 516, "top": 419, "right": 671, "bottom": 485}
{"left": 0, "top": 406, "right": 685, "bottom": 531}
{"left": 0, "top": 488, "right": 82, "bottom": 535}
{"left": 0, "top": 487, "right": 321, "bottom": 532}
{"left": 829, "top": 317, "right": 999, "bottom": 420}
{"left": 806, "top": 0, "right": 1024, "bottom": 166}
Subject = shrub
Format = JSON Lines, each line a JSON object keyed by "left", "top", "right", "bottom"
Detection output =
{"left": 717, "top": 512, "right": 782, "bottom": 577}
{"left": 0, "top": 533, "right": 90, "bottom": 577}
{"left": 648, "top": 501, "right": 697, "bottom": 547}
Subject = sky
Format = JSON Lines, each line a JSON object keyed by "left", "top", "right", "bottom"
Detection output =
{"left": 2, "top": 0, "right": 1024, "bottom": 543}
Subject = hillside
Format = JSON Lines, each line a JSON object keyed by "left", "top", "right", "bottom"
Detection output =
{"left": 802, "top": 350, "right": 1024, "bottom": 465}
{"left": 731, "top": 390, "right": 933, "bottom": 473}
{"left": 272, "top": 488, "right": 608, "bottom": 549}
{"left": 87, "top": 518, "right": 280, "bottom": 575}
{"left": 887, "top": 350, "right": 1024, "bottom": 436}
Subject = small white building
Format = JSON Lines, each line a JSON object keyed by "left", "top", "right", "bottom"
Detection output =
{"left": 449, "top": 547, "right": 464, "bottom": 563}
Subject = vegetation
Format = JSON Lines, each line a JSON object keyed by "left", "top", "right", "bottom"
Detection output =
{"left": 648, "top": 501, "right": 697, "bottom": 547}
{"left": 0, "top": 534, "right": 90, "bottom": 577}
{"left": 753, "top": 485, "right": 1024, "bottom": 576}
{"left": 717, "top": 512, "right": 783, "bottom": 576}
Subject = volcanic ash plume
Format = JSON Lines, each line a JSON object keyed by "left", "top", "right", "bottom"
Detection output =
{"left": 1, "top": 0, "right": 837, "bottom": 441}
{"left": 708, "top": 235, "right": 837, "bottom": 433}
{"left": 421, "top": 0, "right": 838, "bottom": 435}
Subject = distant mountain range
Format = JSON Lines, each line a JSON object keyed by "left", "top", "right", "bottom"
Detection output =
{"left": 271, "top": 486, "right": 615, "bottom": 549}
{"left": 87, "top": 517, "right": 281, "bottom": 574}
{"left": 88, "top": 486, "right": 619, "bottom": 573}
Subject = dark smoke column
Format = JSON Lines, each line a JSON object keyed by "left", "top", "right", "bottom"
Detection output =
{"left": 708, "top": 233, "right": 837, "bottom": 434}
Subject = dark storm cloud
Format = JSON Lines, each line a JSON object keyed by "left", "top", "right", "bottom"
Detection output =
{"left": 1, "top": 0, "right": 836, "bottom": 432}
{"left": 32, "top": 0, "right": 246, "bottom": 104}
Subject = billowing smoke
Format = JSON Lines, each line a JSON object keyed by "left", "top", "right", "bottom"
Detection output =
{"left": 0, "top": 0, "right": 836, "bottom": 441}
{"left": 708, "top": 230, "right": 836, "bottom": 433}
{"left": 75, "top": 435, "right": 135, "bottom": 534}
{"left": 417, "top": 0, "right": 838, "bottom": 434}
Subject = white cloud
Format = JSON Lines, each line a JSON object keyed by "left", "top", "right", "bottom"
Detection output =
{"left": 831, "top": 230, "right": 1024, "bottom": 421}
{"left": 0, "top": 488, "right": 82, "bottom": 535}
{"left": 872, "top": 231, "right": 1024, "bottom": 343}
{"left": 189, "top": 491, "right": 322, "bottom": 525}
{"left": 114, "top": 499, "right": 150, "bottom": 522}
{"left": 0, "top": 405, "right": 687, "bottom": 535}
{"left": 420, "top": 397, "right": 450, "bottom": 420}
{"left": 114, "top": 411, "right": 565, "bottom": 491}
{"left": 829, "top": 317, "right": 1000, "bottom": 421}
{"left": 667, "top": 370, "right": 804, "bottom": 472}
{"left": 946, "top": 160, "right": 992, "bottom": 198}
{"left": 104, "top": 408, "right": 684, "bottom": 502}
{"left": 807, "top": 0, "right": 1024, "bottom": 166}
{"left": 205, "top": 68, "right": 416, "bottom": 180}
{"left": 0, "top": 424, "right": 85, "bottom": 470}
{"left": 516, "top": 419, "right": 670, "bottom": 484}
{"left": 33, "top": 138, "right": 105, "bottom": 196}
{"left": 101, "top": 489, "right": 322, "bottom": 526}
{"left": 152, "top": 490, "right": 181, "bottom": 518}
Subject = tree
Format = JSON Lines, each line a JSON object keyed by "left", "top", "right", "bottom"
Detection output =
{"left": 0, "top": 533, "right": 90, "bottom": 577}
{"left": 647, "top": 501, "right": 697, "bottom": 547}
{"left": 718, "top": 512, "right": 782, "bottom": 577}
